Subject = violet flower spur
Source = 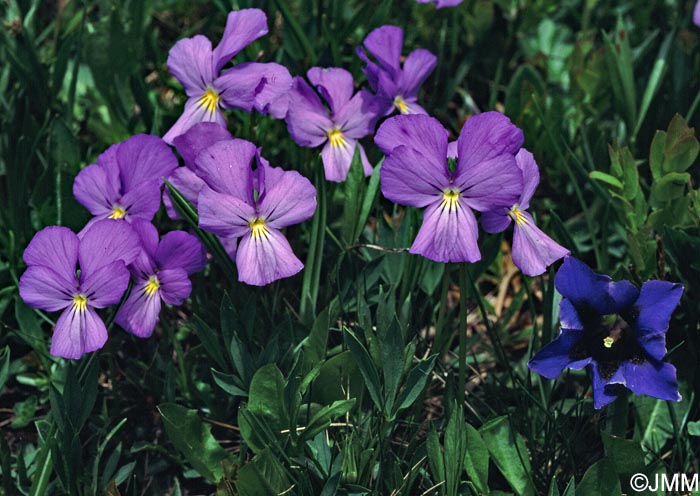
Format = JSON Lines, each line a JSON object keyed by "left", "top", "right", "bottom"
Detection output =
{"left": 163, "top": 8, "right": 292, "bottom": 143}
{"left": 375, "top": 112, "right": 524, "bottom": 263}
{"left": 285, "top": 67, "right": 381, "bottom": 182}
{"left": 194, "top": 139, "right": 317, "bottom": 286}
{"left": 115, "top": 220, "right": 207, "bottom": 338}
{"left": 73, "top": 134, "right": 178, "bottom": 231}
{"left": 416, "top": 0, "right": 464, "bottom": 7}
{"left": 528, "top": 257, "right": 684, "bottom": 409}
{"left": 357, "top": 25, "right": 437, "bottom": 116}
{"left": 481, "top": 149, "right": 569, "bottom": 276}
{"left": 18, "top": 220, "right": 141, "bottom": 359}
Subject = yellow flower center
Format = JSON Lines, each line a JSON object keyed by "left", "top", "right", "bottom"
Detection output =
{"left": 394, "top": 96, "right": 409, "bottom": 114}
{"left": 441, "top": 190, "right": 460, "bottom": 211}
{"left": 144, "top": 276, "right": 160, "bottom": 297}
{"left": 603, "top": 336, "right": 615, "bottom": 349}
{"left": 249, "top": 218, "right": 269, "bottom": 240}
{"left": 198, "top": 88, "right": 220, "bottom": 113}
{"left": 508, "top": 205, "right": 527, "bottom": 226}
{"left": 73, "top": 294, "right": 88, "bottom": 312}
{"left": 109, "top": 205, "right": 127, "bottom": 219}
{"left": 327, "top": 128, "right": 347, "bottom": 148}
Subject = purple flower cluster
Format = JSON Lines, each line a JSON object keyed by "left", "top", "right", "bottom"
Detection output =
{"left": 20, "top": 133, "right": 210, "bottom": 359}
{"left": 529, "top": 257, "right": 684, "bottom": 408}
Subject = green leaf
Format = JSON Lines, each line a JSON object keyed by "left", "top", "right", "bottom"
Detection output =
{"left": 391, "top": 354, "right": 437, "bottom": 417}
{"left": 650, "top": 172, "right": 689, "bottom": 204}
{"left": 601, "top": 432, "right": 645, "bottom": 474}
{"left": 343, "top": 148, "right": 368, "bottom": 245}
{"left": 235, "top": 449, "right": 292, "bottom": 495}
{"left": 299, "top": 399, "right": 355, "bottom": 443}
{"left": 0, "top": 346, "right": 10, "bottom": 394}
{"left": 464, "top": 422, "right": 489, "bottom": 495}
{"left": 157, "top": 403, "right": 233, "bottom": 483}
{"left": 247, "top": 364, "right": 288, "bottom": 432}
{"left": 343, "top": 328, "right": 383, "bottom": 411}
{"left": 211, "top": 369, "right": 248, "bottom": 397}
{"left": 381, "top": 317, "right": 404, "bottom": 415}
{"left": 687, "top": 421, "right": 700, "bottom": 436}
{"left": 426, "top": 425, "right": 446, "bottom": 495}
{"left": 577, "top": 458, "right": 621, "bottom": 496}
{"left": 444, "top": 406, "right": 466, "bottom": 496}
{"left": 634, "top": 31, "right": 674, "bottom": 138}
{"left": 649, "top": 131, "right": 666, "bottom": 180}
{"left": 480, "top": 416, "right": 535, "bottom": 496}
{"left": 589, "top": 171, "right": 623, "bottom": 189}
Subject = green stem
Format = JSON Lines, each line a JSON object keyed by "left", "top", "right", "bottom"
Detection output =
{"left": 300, "top": 168, "right": 326, "bottom": 323}
{"left": 457, "top": 264, "right": 468, "bottom": 407}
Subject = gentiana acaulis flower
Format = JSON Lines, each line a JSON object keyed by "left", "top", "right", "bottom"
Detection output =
{"left": 528, "top": 256, "right": 684, "bottom": 409}
{"left": 19, "top": 220, "right": 141, "bottom": 359}
{"left": 285, "top": 67, "right": 382, "bottom": 182}
{"left": 115, "top": 220, "right": 207, "bottom": 338}
{"left": 480, "top": 149, "right": 569, "bottom": 276}
{"left": 194, "top": 139, "right": 317, "bottom": 286}
{"left": 375, "top": 112, "right": 524, "bottom": 263}
{"left": 163, "top": 8, "right": 292, "bottom": 143}
{"left": 73, "top": 134, "right": 178, "bottom": 232}
{"left": 357, "top": 25, "right": 436, "bottom": 116}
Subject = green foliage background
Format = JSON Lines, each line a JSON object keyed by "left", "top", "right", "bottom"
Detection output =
{"left": 1, "top": 0, "right": 699, "bottom": 494}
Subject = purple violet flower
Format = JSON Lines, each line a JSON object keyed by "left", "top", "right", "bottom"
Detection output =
{"left": 19, "top": 220, "right": 141, "bottom": 359}
{"left": 375, "top": 112, "right": 524, "bottom": 263}
{"left": 115, "top": 220, "right": 207, "bottom": 338}
{"left": 416, "top": 0, "right": 464, "bottom": 7}
{"left": 163, "top": 9, "right": 292, "bottom": 143}
{"left": 194, "top": 139, "right": 317, "bottom": 286}
{"left": 528, "top": 257, "right": 684, "bottom": 409}
{"left": 357, "top": 25, "right": 437, "bottom": 116}
{"left": 695, "top": 0, "right": 700, "bottom": 27}
{"left": 286, "top": 67, "right": 381, "bottom": 182}
{"left": 480, "top": 149, "right": 569, "bottom": 276}
{"left": 73, "top": 134, "right": 178, "bottom": 232}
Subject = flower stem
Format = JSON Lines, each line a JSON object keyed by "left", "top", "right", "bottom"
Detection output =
{"left": 457, "top": 264, "right": 468, "bottom": 407}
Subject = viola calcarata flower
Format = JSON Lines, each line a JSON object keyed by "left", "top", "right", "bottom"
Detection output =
{"left": 115, "top": 220, "right": 207, "bottom": 338}
{"left": 19, "top": 220, "right": 141, "bottom": 359}
{"left": 286, "top": 67, "right": 382, "bottom": 182}
{"left": 163, "top": 8, "right": 292, "bottom": 143}
{"left": 195, "top": 139, "right": 317, "bottom": 285}
{"left": 357, "top": 25, "right": 437, "bottom": 116}
{"left": 375, "top": 112, "right": 523, "bottom": 263}
{"left": 480, "top": 149, "right": 569, "bottom": 276}
{"left": 73, "top": 134, "right": 178, "bottom": 232}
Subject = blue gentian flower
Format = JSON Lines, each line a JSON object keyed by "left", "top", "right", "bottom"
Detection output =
{"left": 528, "top": 256, "right": 684, "bottom": 409}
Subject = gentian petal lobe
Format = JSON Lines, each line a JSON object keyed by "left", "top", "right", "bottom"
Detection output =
{"left": 623, "top": 361, "right": 681, "bottom": 402}
{"left": 634, "top": 280, "right": 683, "bottom": 361}
{"left": 527, "top": 328, "right": 589, "bottom": 379}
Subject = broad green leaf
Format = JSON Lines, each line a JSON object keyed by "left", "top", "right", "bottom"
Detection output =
{"left": 601, "top": 432, "right": 645, "bottom": 474}
{"left": 650, "top": 172, "right": 689, "bottom": 204}
{"left": 248, "top": 364, "right": 288, "bottom": 432}
{"left": 211, "top": 369, "right": 248, "bottom": 397}
{"left": 157, "top": 403, "right": 233, "bottom": 483}
{"left": 688, "top": 421, "right": 700, "bottom": 436}
{"left": 235, "top": 449, "right": 291, "bottom": 495}
{"left": 577, "top": 458, "right": 621, "bottom": 496}
{"left": 480, "top": 416, "right": 535, "bottom": 496}
{"left": 464, "top": 422, "right": 489, "bottom": 494}
{"left": 649, "top": 130, "right": 666, "bottom": 180}
{"left": 426, "top": 425, "right": 446, "bottom": 495}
